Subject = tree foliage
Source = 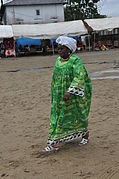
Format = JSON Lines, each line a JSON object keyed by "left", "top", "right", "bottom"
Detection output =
{"left": 64, "top": 0, "right": 106, "bottom": 21}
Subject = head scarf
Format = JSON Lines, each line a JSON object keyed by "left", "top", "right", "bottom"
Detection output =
{"left": 56, "top": 36, "right": 77, "bottom": 53}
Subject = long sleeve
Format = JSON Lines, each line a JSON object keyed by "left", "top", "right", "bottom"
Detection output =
{"left": 67, "top": 57, "right": 89, "bottom": 97}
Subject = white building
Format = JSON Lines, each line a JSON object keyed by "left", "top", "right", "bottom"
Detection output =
{"left": 3, "top": 0, "right": 65, "bottom": 25}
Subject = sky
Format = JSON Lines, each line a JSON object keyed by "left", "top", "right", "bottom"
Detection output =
{"left": 98, "top": 0, "right": 119, "bottom": 17}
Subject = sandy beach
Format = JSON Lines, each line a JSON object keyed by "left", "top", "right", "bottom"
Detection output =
{"left": 0, "top": 49, "right": 119, "bottom": 179}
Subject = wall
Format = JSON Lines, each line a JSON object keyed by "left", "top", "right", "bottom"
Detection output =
{"left": 4, "top": 4, "right": 64, "bottom": 24}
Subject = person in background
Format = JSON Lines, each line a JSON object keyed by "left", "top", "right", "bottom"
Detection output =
{"left": 98, "top": 41, "right": 108, "bottom": 51}
{"left": 44, "top": 36, "right": 92, "bottom": 153}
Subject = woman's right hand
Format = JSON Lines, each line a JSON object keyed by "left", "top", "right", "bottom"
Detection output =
{"left": 63, "top": 92, "right": 70, "bottom": 102}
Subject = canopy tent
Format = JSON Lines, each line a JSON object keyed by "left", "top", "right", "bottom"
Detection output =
{"left": 85, "top": 17, "right": 119, "bottom": 32}
{"left": 12, "top": 20, "right": 88, "bottom": 39}
{"left": 0, "top": 25, "right": 13, "bottom": 38}
{"left": 1, "top": 16, "right": 119, "bottom": 42}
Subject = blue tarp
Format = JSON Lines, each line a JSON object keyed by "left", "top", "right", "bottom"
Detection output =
{"left": 16, "top": 38, "right": 42, "bottom": 48}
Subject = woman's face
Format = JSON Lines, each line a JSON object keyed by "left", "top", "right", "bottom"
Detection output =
{"left": 57, "top": 45, "right": 71, "bottom": 59}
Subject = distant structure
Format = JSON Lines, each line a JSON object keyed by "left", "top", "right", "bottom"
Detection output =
{"left": 2, "top": 0, "right": 65, "bottom": 25}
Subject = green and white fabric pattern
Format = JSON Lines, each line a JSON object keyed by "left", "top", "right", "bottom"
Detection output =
{"left": 47, "top": 54, "right": 92, "bottom": 146}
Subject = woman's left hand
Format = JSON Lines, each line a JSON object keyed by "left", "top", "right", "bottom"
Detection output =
{"left": 63, "top": 92, "right": 70, "bottom": 102}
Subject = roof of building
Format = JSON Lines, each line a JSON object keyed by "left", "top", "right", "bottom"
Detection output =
{"left": 5, "top": 0, "right": 65, "bottom": 6}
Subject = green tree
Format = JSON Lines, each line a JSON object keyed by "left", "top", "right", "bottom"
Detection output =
{"left": 64, "top": 0, "right": 106, "bottom": 21}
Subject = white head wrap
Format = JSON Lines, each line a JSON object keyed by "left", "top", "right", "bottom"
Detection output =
{"left": 56, "top": 36, "right": 77, "bottom": 53}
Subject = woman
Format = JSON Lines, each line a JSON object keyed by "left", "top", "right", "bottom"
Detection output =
{"left": 44, "top": 36, "right": 92, "bottom": 153}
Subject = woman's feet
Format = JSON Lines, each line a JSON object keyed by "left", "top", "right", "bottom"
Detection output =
{"left": 42, "top": 131, "right": 89, "bottom": 155}
{"left": 45, "top": 145, "right": 59, "bottom": 152}
{"left": 79, "top": 131, "right": 89, "bottom": 145}
{"left": 79, "top": 138, "right": 89, "bottom": 145}
{"left": 42, "top": 144, "right": 60, "bottom": 154}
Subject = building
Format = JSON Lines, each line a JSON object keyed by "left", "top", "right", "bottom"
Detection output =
{"left": 3, "top": 0, "right": 65, "bottom": 25}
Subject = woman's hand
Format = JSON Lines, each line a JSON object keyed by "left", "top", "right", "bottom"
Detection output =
{"left": 63, "top": 92, "right": 70, "bottom": 102}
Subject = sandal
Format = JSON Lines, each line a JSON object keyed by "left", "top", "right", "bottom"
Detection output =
{"left": 40, "top": 145, "right": 60, "bottom": 155}
{"left": 45, "top": 145, "right": 59, "bottom": 152}
{"left": 79, "top": 138, "right": 89, "bottom": 145}
{"left": 79, "top": 131, "right": 89, "bottom": 145}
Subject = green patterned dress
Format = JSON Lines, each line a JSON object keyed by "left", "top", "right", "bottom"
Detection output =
{"left": 47, "top": 54, "right": 92, "bottom": 146}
